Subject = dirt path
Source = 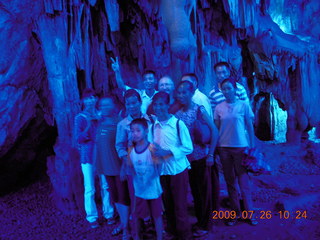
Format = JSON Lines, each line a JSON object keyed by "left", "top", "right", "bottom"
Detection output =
{"left": 0, "top": 143, "right": 320, "bottom": 240}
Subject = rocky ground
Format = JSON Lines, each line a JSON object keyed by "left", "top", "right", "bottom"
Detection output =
{"left": 0, "top": 142, "right": 320, "bottom": 240}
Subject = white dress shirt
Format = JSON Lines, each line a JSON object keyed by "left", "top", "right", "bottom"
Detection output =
{"left": 140, "top": 89, "right": 158, "bottom": 115}
{"left": 192, "top": 89, "right": 213, "bottom": 118}
{"left": 148, "top": 115, "right": 193, "bottom": 175}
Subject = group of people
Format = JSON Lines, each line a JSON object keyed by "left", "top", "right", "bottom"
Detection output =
{"left": 74, "top": 61, "right": 257, "bottom": 240}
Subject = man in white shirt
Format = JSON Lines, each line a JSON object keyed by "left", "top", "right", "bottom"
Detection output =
{"left": 139, "top": 70, "right": 158, "bottom": 114}
{"left": 181, "top": 73, "right": 213, "bottom": 118}
{"left": 149, "top": 91, "right": 193, "bottom": 240}
{"left": 111, "top": 57, "right": 158, "bottom": 114}
{"left": 147, "top": 75, "right": 182, "bottom": 115}
{"left": 158, "top": 75, "right": 175, "bottom": 105}
{"left": 209, "top": 62, "right": 248, "bottom": 112}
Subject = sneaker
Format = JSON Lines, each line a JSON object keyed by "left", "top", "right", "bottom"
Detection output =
{"left": 193, "top": 229, "right": 208, "bottom": 238}
{"left": 105, "top": 217, "right": 116, "bottom": 225}
{"left": 89, "top": 221, "right": 99, "bottom": 229}
{"left": 122, "top": 228, "right": 131, "bottom": 240}
{"left": 225, "top": 218, "right": 238, "bottom": 226}
{"left": 248, "top": 218, "right": 259, "bottom": 226}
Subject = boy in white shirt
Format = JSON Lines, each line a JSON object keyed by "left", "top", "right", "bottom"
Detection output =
{"left": 128, "top": 118, "right": 163, "bottom": 240}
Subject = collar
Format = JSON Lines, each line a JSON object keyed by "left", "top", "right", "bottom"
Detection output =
{"left": 126, "top": 113, "right": 150, "bottom": 124}
{"left": 154, "top": 115, "right": 176, "bottom": 128}
{"left": 141, "top": 89, "right": 157, "bottom": 98}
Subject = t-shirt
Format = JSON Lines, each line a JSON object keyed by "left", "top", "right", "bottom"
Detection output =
{"left": 192, "top": 89, "right": 213, "bottom": 118}
{"left": 96, "top": 117, "right": 121, "bottom": 176}
{"left": 214, "top": 100, "right": 254, "bottom": 147}
{"left": 129, "top": 144, "right": 162, "bottom": 199}
{"left": 209, "top": 82, "right": 248, "bottom": 112}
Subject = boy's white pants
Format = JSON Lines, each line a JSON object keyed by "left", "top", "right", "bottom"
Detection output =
{"left": 81, "top": 163, "right": 114, "bottom": 223}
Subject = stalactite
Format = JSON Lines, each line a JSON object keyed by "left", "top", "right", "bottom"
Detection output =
{"left": 161, "top": 0, "right": 196, "bottom": 60}
{"left": 104, "top": 0, "right": 119, "bottom": 32}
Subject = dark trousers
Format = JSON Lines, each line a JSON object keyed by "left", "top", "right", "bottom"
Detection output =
{"left": 210, "top": 162, "right": 220, "bottom": 211}
{"left": 218, "top": 147, "right": 253, "bottom": 215}
{"left": 161, "top": 169, "right": 192, "bottom": 240}
{"left": 188, "top": 158, "right": 212, "bottom": 230}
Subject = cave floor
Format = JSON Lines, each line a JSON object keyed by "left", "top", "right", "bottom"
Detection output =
{"left": 1, "top": 142, "right": 320, "bottom": 240}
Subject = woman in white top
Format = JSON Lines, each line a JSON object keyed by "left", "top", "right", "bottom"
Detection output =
{"left": 150, "top": 91, "right": 193, "bottom": 240}
{"left": 214, "top": 77, "right": 258, "bottom": 226}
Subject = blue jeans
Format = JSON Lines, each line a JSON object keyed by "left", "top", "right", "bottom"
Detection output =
{"left": 81, "top": 163, "right": 114, "bottom": 223}
{"left": 218, "top": 147, "right": 253, "bottom": 215}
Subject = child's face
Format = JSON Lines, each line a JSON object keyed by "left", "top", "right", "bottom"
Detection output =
{"left": 131, "top": 124, "right": 148, "bottom": 143}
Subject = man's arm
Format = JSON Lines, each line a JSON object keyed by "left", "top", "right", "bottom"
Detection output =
{"left": 111, "top": 57, "right": 126, "bottom": 90}
{"left": 115, "top": 120, "right": 128, "bottom": 159}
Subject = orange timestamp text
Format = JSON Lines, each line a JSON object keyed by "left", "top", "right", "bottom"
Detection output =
{"left": 212, "top": 210, "right": 307, "bottom": 220}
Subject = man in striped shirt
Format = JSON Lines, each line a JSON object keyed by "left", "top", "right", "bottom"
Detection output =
{"left": 209, "top": 62, "right": 248, "bottom": 112}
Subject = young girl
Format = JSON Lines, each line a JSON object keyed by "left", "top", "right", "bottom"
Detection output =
{"left": 214, "top": 78, "right": 258, "bottom": 226}
{"left": 128, "top": 118, "right": 163, "bottom": 240}
{"left": 74, "top": 88, "right": 112, "bottom": 228}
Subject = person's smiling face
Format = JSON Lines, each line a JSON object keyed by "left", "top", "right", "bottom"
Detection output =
{"left": 143, "top": 73, "right": 156, "bottom": 91}
{"left": 125, "top": 96, "right": 141, "bottom": 117}
{"left": 153, "top": 97, "right": 169, "bottom": 119}
{"left": 158, "top": 77, "right": 174, "bottom": 95}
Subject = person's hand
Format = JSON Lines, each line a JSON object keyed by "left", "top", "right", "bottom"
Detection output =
{"left": 206, "top": 154, "right": 214, "bottom": 167}
{"left": 120, "top": 168, "right": 126, "bottom": 181}
{"left": 124, "top": 154, "right": 133, "bottom": 167}
{"left": 150, "top": 143, "right": 171, "bottom": 158}
{"left": 110, "top": 57, "right": 120, "bottom": 72}
{"left": 120, "top": 157, "right": 129, "bottom": 181}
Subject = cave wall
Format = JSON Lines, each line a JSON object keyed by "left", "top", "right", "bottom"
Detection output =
{"left": 0, "top": 0, "right": 319, "bottom": 211}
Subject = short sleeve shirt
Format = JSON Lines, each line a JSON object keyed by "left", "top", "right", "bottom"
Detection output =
{"left": 214, "top": 100, "right": 254, "bottom": 147}
{"left": 209, "top": 82, "right": 248, "bottom": 112}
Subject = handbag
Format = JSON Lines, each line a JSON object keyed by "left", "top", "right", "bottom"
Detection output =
{"left": 242, "top": 148, "right": 271, "bottom": 175}
{"left": 193, "top": 105, "right": 211, "bottom": 145}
